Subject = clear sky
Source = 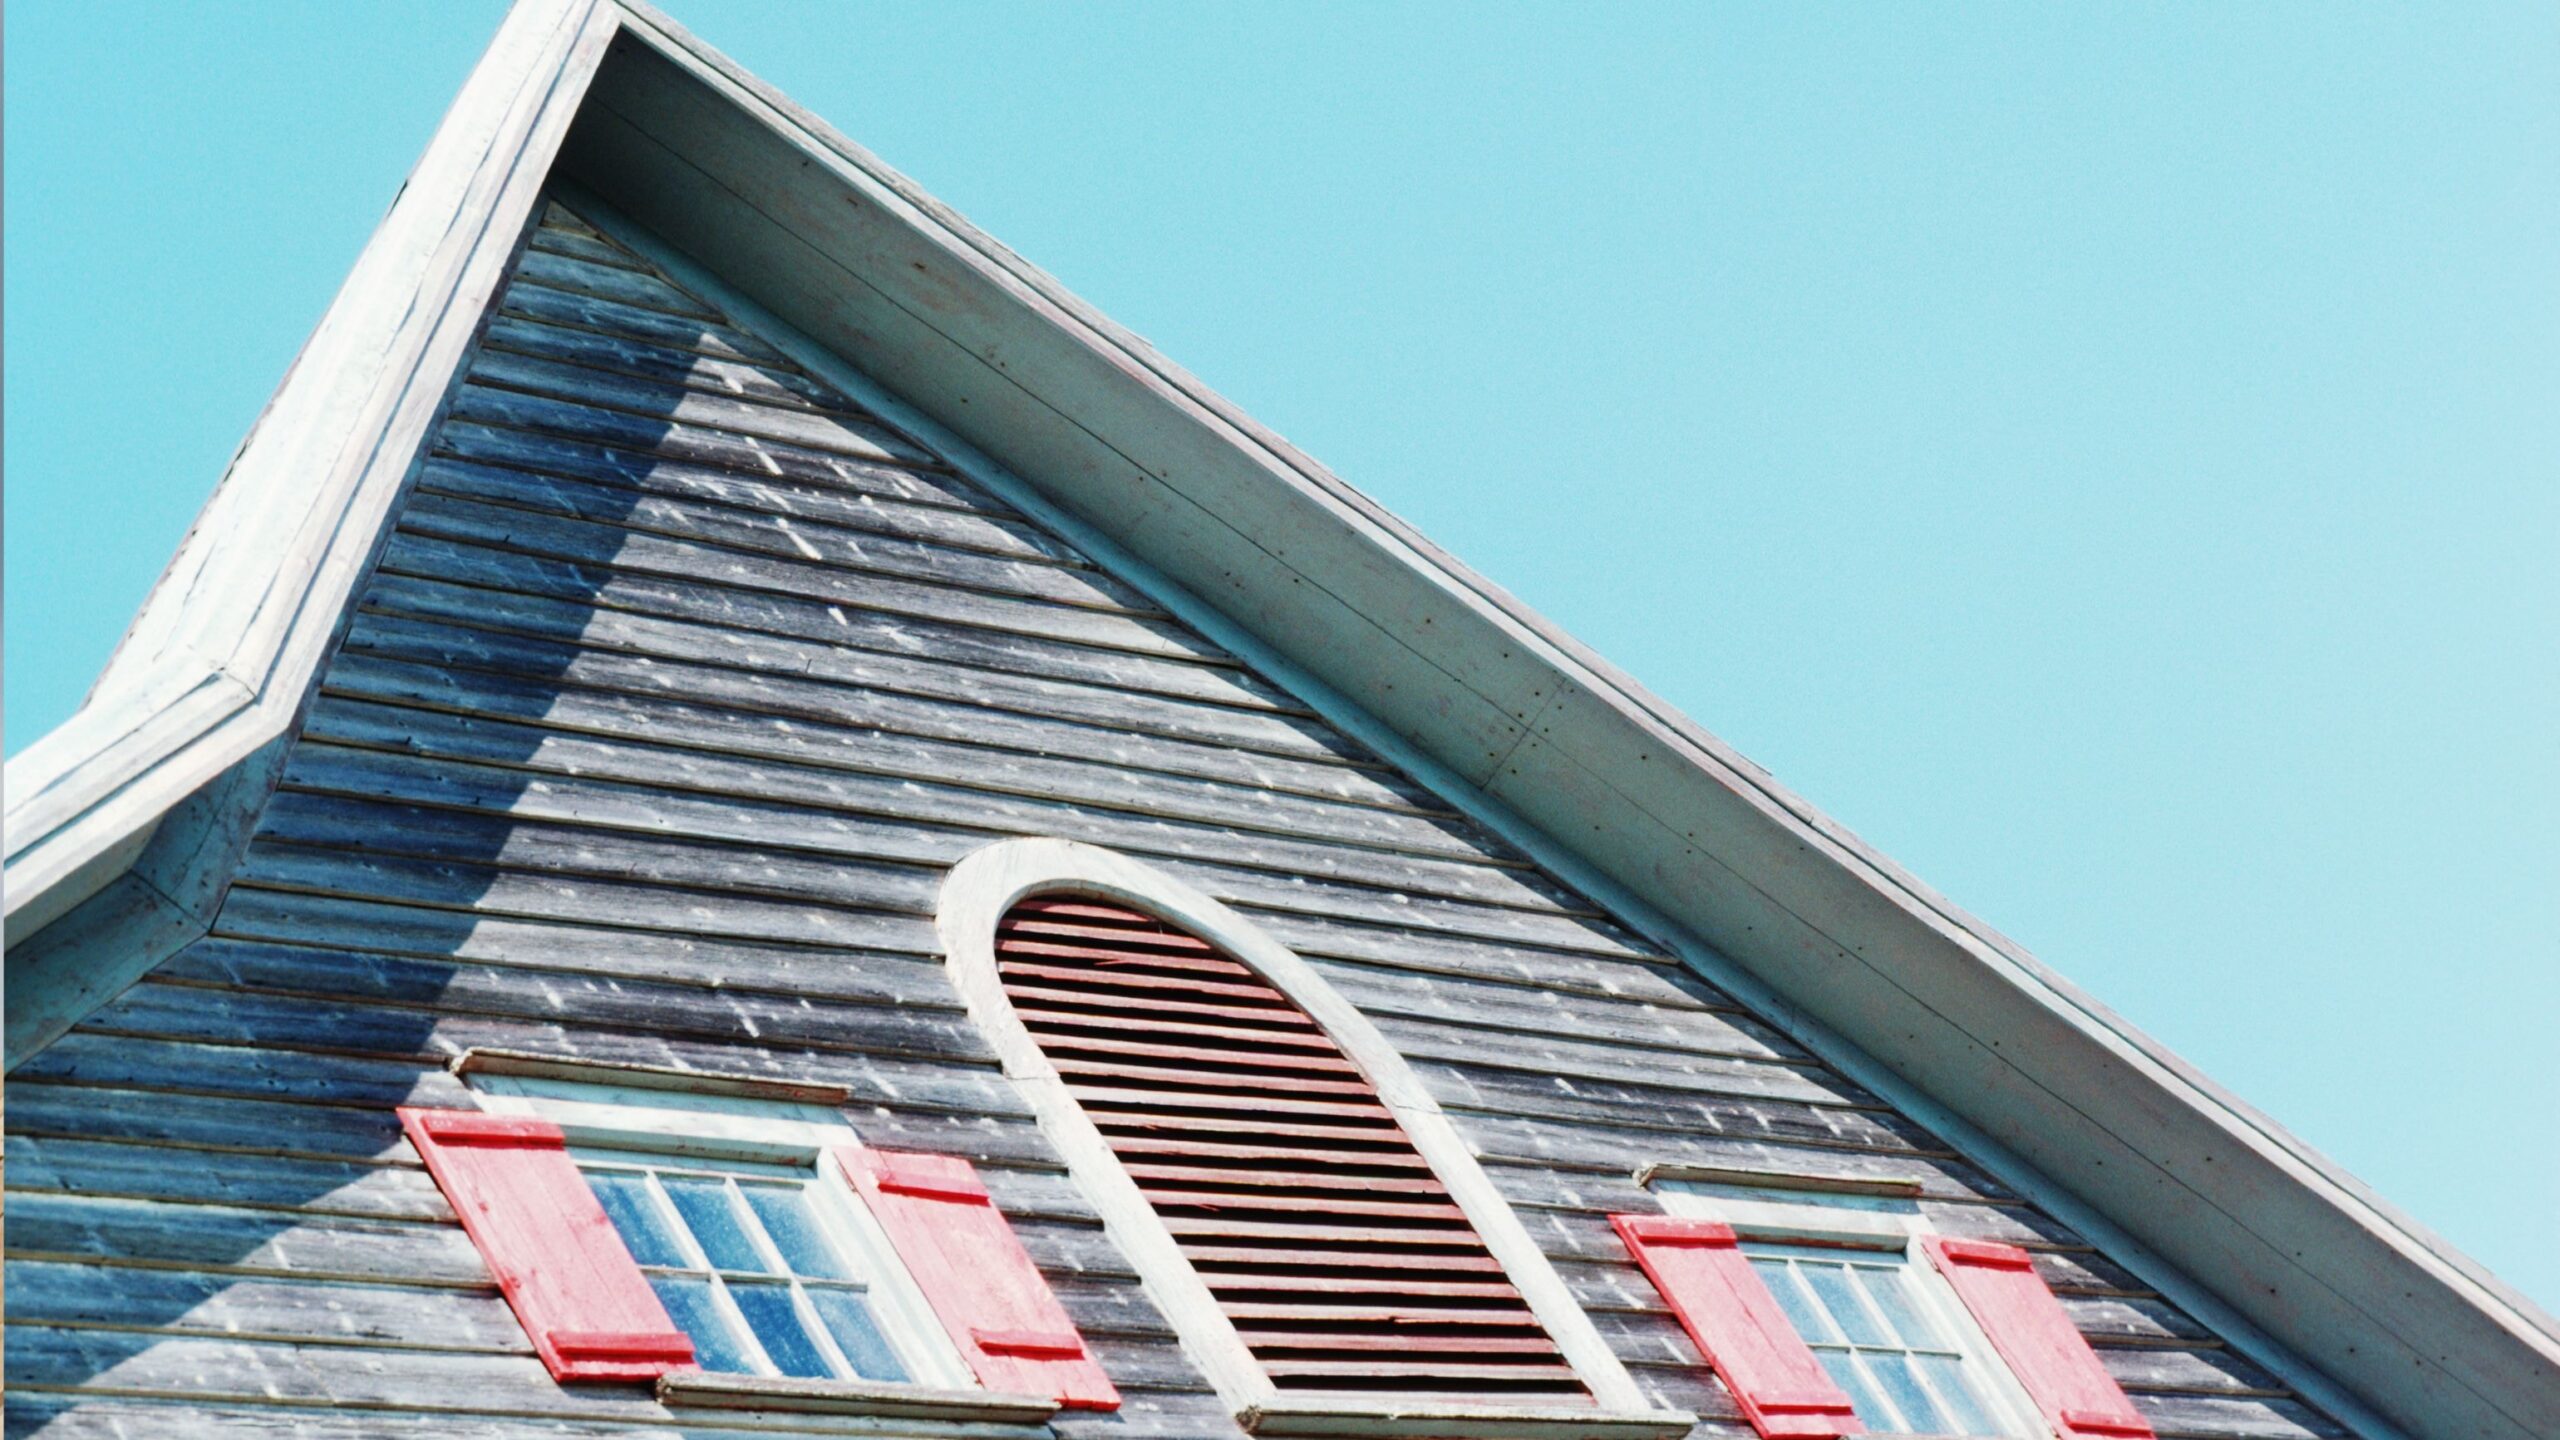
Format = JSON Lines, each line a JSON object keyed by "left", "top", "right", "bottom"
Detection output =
{"left": 8, "top": 2, "right": 2554, "bottom": 1315}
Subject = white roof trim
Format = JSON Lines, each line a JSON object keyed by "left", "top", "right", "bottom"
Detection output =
{"left": 1, "top": 0, "right": 617, "bottom": 942}
{"left": 5, "top": 5, "right": 2549, "bottom": 1436}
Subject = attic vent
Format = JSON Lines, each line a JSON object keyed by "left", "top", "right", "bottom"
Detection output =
{"left": 996, "top": 895, "right": 1588, "bottom": 1402}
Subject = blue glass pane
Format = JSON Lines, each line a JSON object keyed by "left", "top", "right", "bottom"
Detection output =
{"left": 1913, "top": 1352, "right": 2004, "bottom": 1437}
{"left": 1857, "top": 1265, "right": 1943, "bottom": 1348}
{"left": 730, "top": 1282, "right": 834, "bottom": 1379}
{"left": 585, "top": 1172, "right": 687, "bottom": 1268}
{"left": 1803, "top": 1262, "right": 1891, "bottom": 1346}
{"left": 1747, "top": 1258, "right": 1841, "bottom": 1343}
{"left": 740, "top": 1184, "right": 853, "bottom": 1281}
{"left": 649, "top": 1274, "right": 756, "bottom": 1374}
{"left": 1817, "top": 1351, "right": 1902, "bottom": 1433}
{"left": 808, "top": 1287, "right": 910, "bottom": 1382}
{"left": 1868, "top": 1352, "right": 1952, "bottom": 1435}
{"left": 662, "top": 1176, "right": 772, "bottom": 1274}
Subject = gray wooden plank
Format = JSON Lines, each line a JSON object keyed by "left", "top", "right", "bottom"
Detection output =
{"left": 1310, "top": 953, "right": 1748, "bottom": 1039}
{"left": 1423, "top": 1064, "right": 1932, "bottom": 1151}
{"left": 316, "top": 655, "right": 1414, "bottom": 841}
{"left": 73, "top": 982, "right": 1015, "bottom": 1102}
{"left": 5, "top": 1261, "right": 525, "bottom": 1354}
{"left": 206, "top": 893, "right": 951, "bottom": 1005}
{"left": 338, "top": 596, "right": 1374, "bottom": 770}
{"left": 482, "top": 312, "right": 841, "bottom": 412}
{"left": 412, "top": 457, "right": 1146, "bottom": 612}
{"left": 227, "top": 847, "right": 932, "bottom": 953}
{"left": 5, "top": 1195, "right": 485, "bottom": 1286}
{"left": 7, "top": 1083, "right": 414, "bottom": 1164}
{"left": 449, "top": 377, "right": 937, "bottom": 472}
{"left": 498, "top": 277, "right": 789, "bottom": 364}
{"left": 249, "top": 778, "right": 1648, "bottom": 958}
{"left": 16, "top": 1033, "right": 464, "bottom": 1112}
{"left": 411, "top": 458, "right": 1150, "bottom": 614}
{"left": 438, "top": 412, "right": 1006, "bottom": 514}
{"left": 396, "top": 493, "right": 1215, "bottom": 660}
{"left": 1389, "top": 1024, "right": 1885, "bottom": 1110}
{"left": 525, "top": 216, "right": 652, "bottom": 271}
{"left": 6, "top": 1134, "right": 448, "bottom": 1223}
{"left": 140, "top": 947, "right": 999, "bottom": 1083}
{"left": 433, "top": 398, "right": 1075, "bottom": 557}
{"left": 1371, "top": 986, "right": 1805, "bottom": 1068}
{"left": 160, "top": 932, "right": 962, "bottom": 1021}
{"left": 1451, "top": 1111, "right": 2025, "bottom": 1204}
{"left": 366, "top": 533, "right": 1298, "bottom": 713}
{"left": 282, "top": 712, "right": 1553, "bottom": 908}
{"left": 509, "top": 246, "right": 722, "bottom": 320}
{"left": 3, "top": 1394, "right": 1055, "bottom": 1440}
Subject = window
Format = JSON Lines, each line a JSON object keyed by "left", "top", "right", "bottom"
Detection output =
{"left": 1740, "top": 1240, "right": 2009, "bottom": 1435}
{"left": 399, "top": 1053, "right": 1119, "bottom": 1415}
{"left": 937, "top": 838, "right": 1690, "bottom": 1439}
{"left": 1618, "top": 1171, "right": 2154, "bottom": 1440}
{"left": 579, "top": 1151, "right": 924, "bottom": 1386}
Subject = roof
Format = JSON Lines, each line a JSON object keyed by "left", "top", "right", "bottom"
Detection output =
{"left": 5, "top": 4, "right": 2552, "bottom": 1436}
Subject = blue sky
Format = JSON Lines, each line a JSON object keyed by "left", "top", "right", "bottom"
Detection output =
{"left": 8, "top": 1, "right": 2554, "bottom": 1317}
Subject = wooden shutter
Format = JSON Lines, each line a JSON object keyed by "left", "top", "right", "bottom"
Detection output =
{"left": 398, "top": 1107, "right": 696, "bottom": 1382}
{"left": 1923, "top": 1238, "right": 2154, "bottom": 1439}
{"left": 997, "top": 895, "right": 1586, "bottom": 1402}
{"left": 1613, "top": 1215, "right": 1863, "bottom": 1439}
{"left": 834, "top": 1146, "right": 1121, "bottom": 1410}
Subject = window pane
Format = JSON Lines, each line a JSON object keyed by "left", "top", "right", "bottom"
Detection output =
{"left": 808, "top": 1286, "right": 911, "bottom": 1382}
{"left": 1802, "top": 1261, "right": 1891, "bottom": 1346}
{"left": 1748, "top": 1257, "right": 1841, "bottom": 1343}
{"left": 740, "top": 1184, "right": 853, "bottom": 1281}
{"left": 1912, "top": 1351, "right": 2005, "bottom": 1437}
{"left": 1857, "top": 1265, "right": 1945, "bottom": 1349}
{"left": 1817, "top": 1350, "right": 1903, "bottom": 1432}
{"left": 1867, "top": 1352, "right": 1953, "bottom": 1435}
{"left": 586, "top": 1172, "right": 688, "bottom": 1268}
{"left": 730, "top": 1281, "right": 835, "bottom": 1379}
{"left": 649, "top": 1274, "right": 758, "bottom": 1374}
{"left": 662, "top": 1176, "right": 773, "bottom": 1273}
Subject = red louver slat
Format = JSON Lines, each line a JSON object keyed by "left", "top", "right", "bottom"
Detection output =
{"left": 998, "top": 895, "right": 1588, "bottom": 1403}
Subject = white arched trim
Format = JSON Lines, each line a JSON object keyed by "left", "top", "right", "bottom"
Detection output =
{"left": 937, "top": 839, "right": 1693, "bottom": 1438}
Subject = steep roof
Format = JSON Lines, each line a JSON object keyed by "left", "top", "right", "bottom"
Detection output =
{"left": 5, "top": 4, "right": 2551, "bottom": 1436}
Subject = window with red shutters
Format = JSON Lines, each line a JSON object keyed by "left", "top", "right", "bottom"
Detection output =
{"left": 995, "top": 895, "right": 1589, "bottom": 1403}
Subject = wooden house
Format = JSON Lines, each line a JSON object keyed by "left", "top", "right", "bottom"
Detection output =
{"left": 6, "top": 4, "right": 2551, "bottom": 1438}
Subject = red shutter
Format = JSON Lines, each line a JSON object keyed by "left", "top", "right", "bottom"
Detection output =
{"left": 398, "top": 1107, "right": 695, "bottom": 1382}
{"left": 1613, "top": 1215, "right": 1863, "bottom": 1439}
{"left": 1923, "top": 1238, "right": 2154, "bottom": 1440}
{"left": 834, "top": 1146, "right": 1120, "bottom": 1411}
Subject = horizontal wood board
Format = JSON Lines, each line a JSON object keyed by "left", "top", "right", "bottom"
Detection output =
{"left": 4, "top": 198, "right": 2354, "bottom": 1440}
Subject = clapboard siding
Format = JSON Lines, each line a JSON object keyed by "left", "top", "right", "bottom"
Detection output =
{"left": 3, "top": 199, "right": 2355, "bottom": 1440}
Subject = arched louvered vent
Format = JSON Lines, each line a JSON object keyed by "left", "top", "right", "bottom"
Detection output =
{"left": 996, "top": 895, "right": 1589, "bottom": 1402}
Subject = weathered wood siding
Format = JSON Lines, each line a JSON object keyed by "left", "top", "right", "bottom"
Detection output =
{"left": 3, "top": 202, "right": 2362, "bottom": 1440}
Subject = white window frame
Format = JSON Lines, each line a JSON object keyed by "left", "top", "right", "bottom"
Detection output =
{"left": 464, "top": 1068, "right": 972, "bottom": 1393}
{"left": 1649, "top": 1173, "right": 2045, "bottom": 1439}
{"left": 937, "top": 837, "right": 1694, "bottom": 1440}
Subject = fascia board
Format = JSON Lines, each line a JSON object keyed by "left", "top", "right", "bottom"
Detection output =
{"left": 1, "top": 0, "right": 618, "bottom": 941}
{"left": 566, "top": 12, "right": 2557, "bottom": 1439}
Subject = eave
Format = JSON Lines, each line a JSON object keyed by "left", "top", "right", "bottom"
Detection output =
{"left": 4, "top": 4, "right": 2550, "bottom": 1436}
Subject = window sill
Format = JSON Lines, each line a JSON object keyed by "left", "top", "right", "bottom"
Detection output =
{"left": 657, "top": 1371, "right": 1058, "bottom": 1423}
{"left": 1238, "top": 1399, "right": 1697, "bottom": 1439}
